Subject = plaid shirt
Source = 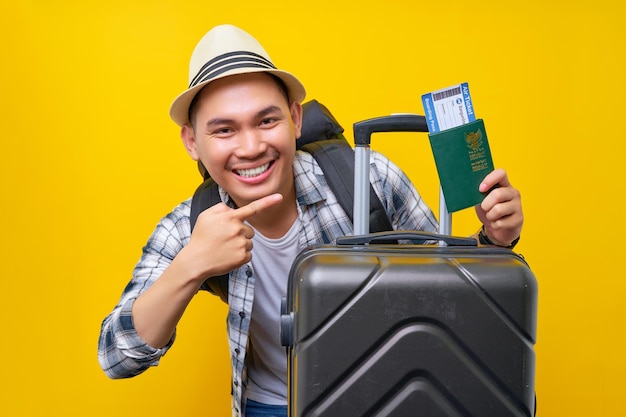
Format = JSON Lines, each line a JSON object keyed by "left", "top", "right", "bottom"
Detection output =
{"left": 98, "top": 150, "right": 437, "bottom": 416}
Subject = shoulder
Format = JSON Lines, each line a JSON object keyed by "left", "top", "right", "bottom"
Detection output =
{"left": 369, "top": 150, "right": 412, "bottom": 192}
{"left": 160, "top": 198, "right": 192, "bottom": 229}
{"left": 294, "top": 150, "right": 322, "bottom": 174}
{"left": 143, "top": 199, "right": 192, "bottom": 253}
{"left": 370, "top": 150, "right": 403, "bottom": 175}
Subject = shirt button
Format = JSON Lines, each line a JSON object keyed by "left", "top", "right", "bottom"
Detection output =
{"left": 234, "top": 348, "right": 240, "bottom": 355}
{"left": 234, "top": 380, "right": 239, "bottom": 387}
{"left": 246, "top": 268, "right": 252, "bottom": 277}
{"left": 239, "top": 311, "right": 246, "bottom": 319}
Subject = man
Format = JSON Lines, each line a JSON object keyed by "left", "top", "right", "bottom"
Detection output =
{"left": 98, "top": 24, "right": 523, "bottom": 417}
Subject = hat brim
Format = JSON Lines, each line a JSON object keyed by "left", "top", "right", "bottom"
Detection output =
{"left": 169, "top": 67, "right": 306, "bottom": 127}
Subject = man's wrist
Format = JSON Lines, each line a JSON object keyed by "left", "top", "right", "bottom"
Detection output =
{"left": 478, "top": 226, "right": 520, "bottom": 249}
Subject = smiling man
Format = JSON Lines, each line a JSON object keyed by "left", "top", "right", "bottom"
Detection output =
{"left": 181, "top": 72, "right": 302, "bottom": 238}
{"left": 98, "top": 24, "right": 524, "bottom": 417}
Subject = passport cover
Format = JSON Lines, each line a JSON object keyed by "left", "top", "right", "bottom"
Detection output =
{"left": 428, "top": 119, "right": 494, "bottom": 212}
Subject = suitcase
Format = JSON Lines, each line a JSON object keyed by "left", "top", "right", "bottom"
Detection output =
{"left": 280, "top": 114, "right": 538, "bottom": 417}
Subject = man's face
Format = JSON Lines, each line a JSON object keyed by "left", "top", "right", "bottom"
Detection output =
{"left": 182, "top": 73, "right": 302, "bottom": 208}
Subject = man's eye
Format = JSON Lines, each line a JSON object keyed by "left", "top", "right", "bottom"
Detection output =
{"left": 260, "top": 118, "right": 277, "bottom": 126}
{"left": 213, "top": 127, "right": 233, "bottom": 136}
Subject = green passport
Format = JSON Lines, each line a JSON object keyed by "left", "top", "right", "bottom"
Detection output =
{"left": 428, "top": 119, "right": 494, "bottom": 213}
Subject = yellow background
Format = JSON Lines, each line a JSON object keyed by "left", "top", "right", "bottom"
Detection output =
{"left": 1, "top": 1, "right": 624, "bottom": 415}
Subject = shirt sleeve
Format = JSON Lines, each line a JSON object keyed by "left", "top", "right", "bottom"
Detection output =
{"left": 370, "top": 151, "right": 439, "bottom": 232}
{"left": 97, "top": 199, "right": 192, "bottom": 379}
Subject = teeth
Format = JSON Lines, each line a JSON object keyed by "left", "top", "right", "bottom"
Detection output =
{"left": 236, "top": 162, "right": 270, "bottom": 178}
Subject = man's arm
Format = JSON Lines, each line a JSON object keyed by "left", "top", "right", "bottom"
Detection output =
{"left": 97, "top": 202, "right": 189, "bottom": 379}
{"left": 98, "top": 194, "right": 283, "bottom": 378}
{"left": 131, "top": 195, "right": 280, "bottom": 347}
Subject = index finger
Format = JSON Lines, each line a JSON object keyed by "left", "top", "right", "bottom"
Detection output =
{"left": 233, "top": 193, "right": 283, "bottom": 220}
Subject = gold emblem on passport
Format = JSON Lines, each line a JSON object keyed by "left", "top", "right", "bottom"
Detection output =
{"left": 465, "top": 129, "right": 483, "bottom": 151}
{"left": 465, "top": 128, "right": 488, "bottom": 172}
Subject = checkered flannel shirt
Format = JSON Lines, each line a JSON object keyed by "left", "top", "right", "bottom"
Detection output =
{"left": 98, "top": 150, "right": 438, "bottom": 416}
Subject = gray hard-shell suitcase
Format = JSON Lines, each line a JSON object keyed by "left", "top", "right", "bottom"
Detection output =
{"left": 280, "top": 115, "right": 538, "bottom": 417}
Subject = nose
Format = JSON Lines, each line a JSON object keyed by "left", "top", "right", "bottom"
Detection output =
{"left": 234, "top": 128, "right": 267, "bottom": 158}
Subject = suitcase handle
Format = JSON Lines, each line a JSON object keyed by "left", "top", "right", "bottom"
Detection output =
{"left": 336, "top": 231, "right": 477, "bottom": 246}
{"left": 352, "top": 114, "right": 452, "bottom": 237}
{"left": 354, "top": 114, "right": 428, "bottom": 145}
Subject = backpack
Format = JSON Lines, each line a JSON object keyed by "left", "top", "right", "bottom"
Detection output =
{"left": 189, "top": 100, "right": 392, "bottom": 303}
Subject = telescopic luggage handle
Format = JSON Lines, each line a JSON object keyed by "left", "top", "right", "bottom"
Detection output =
{"left": 354, "top": 114, "right": 429, "bottom": 145}
{"left": 352, "top": 114, "right": 452, "bottom": 237}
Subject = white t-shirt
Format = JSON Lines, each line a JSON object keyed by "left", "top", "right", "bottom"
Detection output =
{"left": 245, "top": 217, "right": 301, "bottom": 405}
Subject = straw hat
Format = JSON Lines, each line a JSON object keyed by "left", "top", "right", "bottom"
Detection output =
{"left": 169, "top": 24, "right": 306, "bottom": 127}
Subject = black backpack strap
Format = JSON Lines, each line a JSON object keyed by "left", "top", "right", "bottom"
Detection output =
{"left": 189, "top": 178, "right": 230, "bottom": 303}
{"left": 298, "top": 100, "right": 391, "bottom": 233}
{"left": 300, "top": 139, "right": 392, "bottom": 234}
{"left": 190, "top": 177, "right": 220, "bottom": 230}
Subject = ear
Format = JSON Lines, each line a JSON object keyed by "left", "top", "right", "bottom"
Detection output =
{"left": 180, "top": 125, "right": 200, "bottom": 161}
{"left": 289, "top": 101, "right": 303, "bottom": 139}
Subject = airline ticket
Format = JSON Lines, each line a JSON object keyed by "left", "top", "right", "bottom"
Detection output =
{"left": 421, "top": 82, "right": 476, "bottom": 133}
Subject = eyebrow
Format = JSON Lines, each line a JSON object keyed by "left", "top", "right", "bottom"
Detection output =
{"left": 257, "top": 105, "right": 284, "bottom": 119}
{"left": 204, "top": 105, "right": 285, "bottom": 129}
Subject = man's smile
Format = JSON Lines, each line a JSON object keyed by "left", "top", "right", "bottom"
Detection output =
{"left": 235, "top": 162, "right": 272, "bottom": 178}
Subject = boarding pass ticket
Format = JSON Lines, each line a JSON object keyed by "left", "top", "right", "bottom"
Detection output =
{"left": 421, "top": 82, "right": 476, "bottom": 133}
